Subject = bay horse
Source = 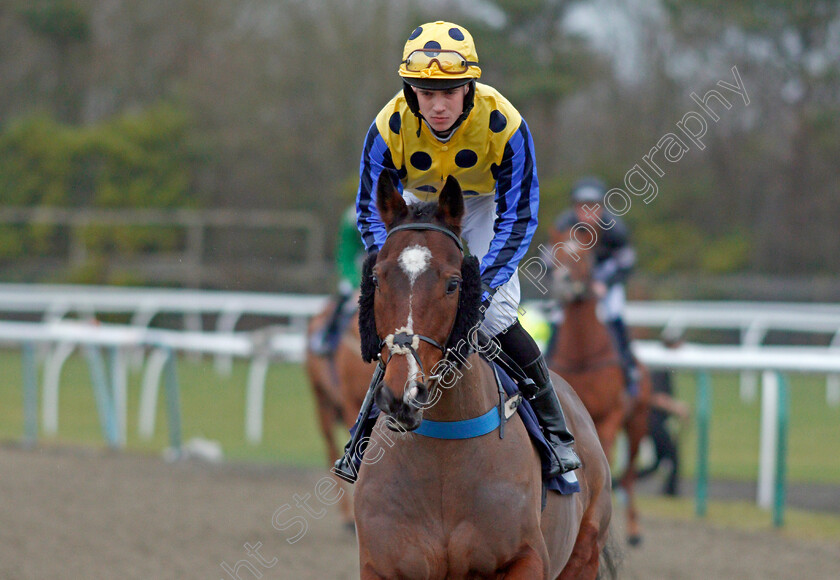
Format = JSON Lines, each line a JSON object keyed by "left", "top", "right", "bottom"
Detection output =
{"left": 545, "top": 225, "right": 651, "bottom": 545}
{"left": 353, "top": 173, "right": 614, "bottom": 579}
{"left": 304, "top": 305, "right": 375, "bottom": 528}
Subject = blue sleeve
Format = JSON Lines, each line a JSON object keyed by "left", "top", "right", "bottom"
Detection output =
{"left": 480, "top": 119, "right": 540, "bottom": 291}
{"left": 356, "top": 122, "right": 402, "bottom": 253}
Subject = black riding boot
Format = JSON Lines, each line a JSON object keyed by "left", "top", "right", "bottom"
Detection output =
{"left": 608, "top": 318, "right": 640, "bottom": 397}
{"left": 496, "top": 320, "right": 581, "bottom": 475}
{"left": 522, "top": 356, "right": 582, "bottom": 475}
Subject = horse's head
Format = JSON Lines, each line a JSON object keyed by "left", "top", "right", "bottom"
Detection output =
{"left": 358, "top": 173, "right": 482, "bottom": 431}
{"left": 548, "top": 225, "right": 596, "bottom": 304}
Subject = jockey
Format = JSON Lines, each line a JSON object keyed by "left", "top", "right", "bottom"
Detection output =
{"left": 311, "top": 204, "right": 366, "bottom": 356}
{"left": 335, "top": 20, "right": 581, "bottom": 481}
{"left": 552, "top": 176, "right": 641, "bottom": 396}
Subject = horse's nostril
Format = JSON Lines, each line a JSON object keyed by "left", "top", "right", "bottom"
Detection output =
{"left": 406, "top": 382, "right": 430, "bottom": 407}
{"left": 375, "top": 381, "right": 397, "bottom": 412}
{"left": 376, "top": 379, "right": 423, "bottom": 430}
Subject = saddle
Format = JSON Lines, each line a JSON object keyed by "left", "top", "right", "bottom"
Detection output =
{"left": 311, "top": 302, "right": 359, "bottom": 357}
{"left": 492, "top": 361, "right": 580, "bottom": 496}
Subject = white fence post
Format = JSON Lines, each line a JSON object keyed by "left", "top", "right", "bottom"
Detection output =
{"left": 138, "top": 348, "right": 169, "bottom": 440}
{"left": 740, "top": 322, "right": 765, "bottom": 403}
{"left": 827, "top": 329, "right": 840, "bottom": 407}
{"left": 110, "top": 346, "right": 128, "bottom": 446}
{"left": 757, "top": 371, "right": 779, "bottom": 509}
{"left": 246, "top": 355, "right": 271, "bottom": 445}
{"left": 215, "top": 306, "right": 243, "bottom": 376}
{"left": 42, "top": 342, "right": 76, "bottom": 435}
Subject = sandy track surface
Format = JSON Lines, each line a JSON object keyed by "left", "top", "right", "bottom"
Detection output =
{"left": 1, "top": 445, "right": 838, "bottom": 579}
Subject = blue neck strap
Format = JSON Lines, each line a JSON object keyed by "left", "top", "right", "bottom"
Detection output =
{"left": 414, "top": 406, "right": 500, "bottom": 439}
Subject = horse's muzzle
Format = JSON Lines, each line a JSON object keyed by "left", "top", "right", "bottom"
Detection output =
{"left": 374, "top": 380, "right": 426, "bottom": 432}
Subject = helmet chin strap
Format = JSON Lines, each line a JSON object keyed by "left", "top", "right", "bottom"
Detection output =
{"left": 402, "top": 80, "right": 476, "bottom": 138}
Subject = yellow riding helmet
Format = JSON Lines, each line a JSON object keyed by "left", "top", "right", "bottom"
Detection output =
{"left": 399, "top": 21, "right": 482, "bottom": 90}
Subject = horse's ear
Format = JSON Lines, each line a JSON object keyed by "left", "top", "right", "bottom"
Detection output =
{"left": 436, "top": 175, "right": 464, "bottom": 232}
{"left": 376, "top": 172, "right": 408, "bottom": 230}
{"left": 358, "top": 251, "right": 381, "bottom": 363}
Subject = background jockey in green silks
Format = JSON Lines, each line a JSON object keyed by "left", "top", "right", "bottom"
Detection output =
{"left": 311, "top": 205, "right": 366, "bottom": 356}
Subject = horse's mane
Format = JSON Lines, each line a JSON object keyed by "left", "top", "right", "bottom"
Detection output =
{"left": 390, "top": 201, "right": 464, "bottom": 237}
{"left": 403, "top": 201, "right": 438, "bottom": 223}
{"left": 359, "top": 251, "right": 380, "bottom": 362}
{"left": 358, "top": 202, "right": 479, "bottom": 364}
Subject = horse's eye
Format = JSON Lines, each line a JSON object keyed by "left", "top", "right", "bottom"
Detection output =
{"left": 446, "top": 278, "right": 461, "bottom": 294}
{"left": 371, "top": 275, "right": 379, "bottom": 288}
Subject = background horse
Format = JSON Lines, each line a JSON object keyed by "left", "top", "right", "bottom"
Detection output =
{"left": 304, "top": 305, "right": 374, "bottom": 528}
{"left": 546, "top": 226, "right": 651, "bottom": 546}
{"left": 353, "top": 174, "right": 615, "bottom": 579}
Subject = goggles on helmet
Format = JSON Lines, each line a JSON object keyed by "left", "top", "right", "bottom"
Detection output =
{"left": 402, "top": 49, "right": 478, "bottom": 75}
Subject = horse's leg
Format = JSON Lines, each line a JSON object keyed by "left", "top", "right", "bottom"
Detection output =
{"left": 594, "top": 409, "right": 623, "bottom": 462}
{"left": 322, "top": 405, "right": 356, "bottom": 529}
{"left": 310, "top": 360, "right": 355, "bottom": 529}
{"left": 502, "top": 545, "right": 548, "bottom": 580}
{"left": 314, "top": 382, "right": 341, "bottom": 464}
{"left": 306, "top": 356, "right": 339, "bottom": 467}
{"left": 620, "top": 403, "right": 649, "bottom": 546}
{"left": 557, "top": 520, "right": 601, "bottom": 580}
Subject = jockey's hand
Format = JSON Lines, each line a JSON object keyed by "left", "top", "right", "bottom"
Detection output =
{"left": 672, "top": 400, "right": 691, "bottom": 421}
{"left": 592, "top": 281, "right": 608, "bottom": 298}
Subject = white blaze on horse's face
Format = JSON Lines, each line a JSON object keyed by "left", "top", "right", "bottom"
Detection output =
{"left": 398, "top": 245, "right": 432, "bottom": 287}
{"left": 397, "top": 244, "right": 432, "bottom": 332}
{"left": 396, "top": 244, "right": 432, "bottom": 398}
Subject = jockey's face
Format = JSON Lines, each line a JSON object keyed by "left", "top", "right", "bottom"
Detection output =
{"left": 412, "top": 85, "right": 468, "bottom": 133}
{"left": 574, "top": 201, "right": 604, "bottom": 225}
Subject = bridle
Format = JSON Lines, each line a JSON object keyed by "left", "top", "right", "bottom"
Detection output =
{"left": 553, "top": 254, "right": 595, "bottom": 304}
{"left": 377, "top": 222, "right": 466, "bottom": 384}
{"left": 387, "top": 222, "right": 463, "bottom": 252}
{"left": 365, "top": 220, "right": 523, "bottom": 442}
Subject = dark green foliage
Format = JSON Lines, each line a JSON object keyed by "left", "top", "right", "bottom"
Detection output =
{"left": 0, "top": 105, "right": 197, "bottom": 279}
{"left": 20, "top": 0, "right": 90, "bottom": 46}
{"left": 0, "top": 0, "right": 838, "bottom": 291}
{"left": 469, "top": 0, "right": 603, "bottom": 106}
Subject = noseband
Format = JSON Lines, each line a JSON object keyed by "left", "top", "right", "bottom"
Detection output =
{"left": 554, "top": 260, "right": 594, "bottom": 303}
{"left": 381, "top": 330, "right": 446, "bottom": 376}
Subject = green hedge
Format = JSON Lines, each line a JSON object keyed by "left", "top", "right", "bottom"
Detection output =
{"left": 0, "top": 105, "right": 198, "bottom": 278}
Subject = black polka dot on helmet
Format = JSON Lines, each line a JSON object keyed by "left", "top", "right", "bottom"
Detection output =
{"left": 399, "top": 21, "right": 481, "bottom": 90}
